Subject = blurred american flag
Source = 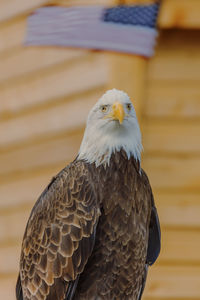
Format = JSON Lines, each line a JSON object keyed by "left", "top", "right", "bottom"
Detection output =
{"left": 26, "top": 3, "right": 160, "bottom": 57}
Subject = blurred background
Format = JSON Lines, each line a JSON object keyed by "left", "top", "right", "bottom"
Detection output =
{"left": 1, "top": 0, "right": 200, "bottom": 299}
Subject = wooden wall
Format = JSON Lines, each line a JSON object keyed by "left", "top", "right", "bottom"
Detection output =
{"left": 142, "top": 29, "right": 200, "bottom": 299}
{"left": 1, "top": 1, "right": 200, "bottom": 300}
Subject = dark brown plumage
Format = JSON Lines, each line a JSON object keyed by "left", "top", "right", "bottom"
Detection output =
{"left": 16, "top": 151, "right": 160, "bottom": 300}
{"left": 16, "top": 89, "right": 161, "bottom": 300}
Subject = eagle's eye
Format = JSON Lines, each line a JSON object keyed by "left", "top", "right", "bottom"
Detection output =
{"left": 126, "top": 103, "right": 132, "bottom": 111}
{"left": 101, "top": 105, "right": 108, "bottom": 113}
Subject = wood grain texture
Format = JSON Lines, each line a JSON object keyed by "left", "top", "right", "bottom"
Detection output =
{"left": 147, "top": 30, "right": 200, "bottom": 81}
{"left": 0, "top": 245, "right": 21, "bottom": 274}
{"left": 0, "top": 158, "right": 68, "bottom": 208}
{"left": 0, "top": 48, "right": 86, "bottom": 83}
{"left": 143, "top": 265, "right": 200, "bottom": 299}
{"left": 0, "top": 170, "right": 59, "bottom": 209}
{"left": 0, "top": 17, "right": 26, "bottom": 55}
{"left": 0, "top": 90, "right": 104, "bottom": 148}
{"left": 155, "top": 192, "right": 200, "bottom": 228}
{"left": 143, "top": 156, "right": 200, "bottom": 191}
{"left": 144, "top": 120, "right": 200, "bottom": 153}
{"left": 0, "top": 129, "right": 84, "bottom": 178}
{"left": 0, "top": 275, "right": 17, "bottom": 300}
{"left": 0, "top": 54, "right": 107, "bottom": 117}
{"left": 158, "top": 0, "right": 200, "bottom": 29}
{"left": 160, "top": 229, "right": 200, "bottom": 264}
{"left": 144, "top": 81, "right": 200, "bottom": 119}
{"left": 0, "top": 0, "right": 52, "bottom": 23}
{"left": 0, "top": 209, "right": 31, "bottom": 244}
{"left": 148, "top": 51, "right": 200, "bottom": 81}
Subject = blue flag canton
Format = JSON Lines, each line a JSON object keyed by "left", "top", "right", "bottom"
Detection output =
{"left": 103, "top": 4, "right": 159, "bottom": 28}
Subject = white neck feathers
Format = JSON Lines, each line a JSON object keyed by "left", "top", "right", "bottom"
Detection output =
{"left": 78, "top": 120, "right": 142, "bottom": 167}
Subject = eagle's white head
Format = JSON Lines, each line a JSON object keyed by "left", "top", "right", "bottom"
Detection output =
{"left": 78, "top": 89, "right": 143, "bottom": 167}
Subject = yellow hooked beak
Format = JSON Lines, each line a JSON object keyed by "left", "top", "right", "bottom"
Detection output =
{"left": 106, "top": 102, "right": 125, "bottom": 124}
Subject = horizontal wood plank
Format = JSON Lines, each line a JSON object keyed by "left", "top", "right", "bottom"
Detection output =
{"left": 0, "top": 47, "right": 86, "bottom": 83}
{"left": 0, "top": 129, "right": 84, "bottom": 177}
{"left": 158, "top": 0, "right": 200, "bottom": 29}
{"left": 147, "top": 30, "right": 200, "bottom": 81}
{"left": 0, "top": 54, "right": 107, "bottom": 117}
{"left": 143, "top": 265, "right": 200, "bottom": 299}
{"left": 148, "top": 52, "right": 200, "bottom": 82}
{"left": 0, "top": 169, "right": 61, "bottom": 210}
{"left": 0, "top": 0, "right": 51, "bottom": 23}
{"left": 0, "top": 245, "right": 20, "bottom": 274}
{"left": 144, "top": 81, "right": 200, "bottom": 119}
{"left": 0, "top": 275, "right": 17, "bottom": 300}
{"left": 0, "top": 17, "right": 26, "bottom": 55}
{"left": 155, "top": 192, "right": 200, "bottom": 228}
{"left": 143, "top": 156, "right": 200, "bottom": 191}
{"left": 0, "top": 209, "right": 31, "bottom": 244}
{"left": 0, "top": 89, "right": 104, "bottom": 148}
{"left": 152, "top": 29, "right": 200, "bottom": 52}
{"left": 160, "top": 228, "right": 200, "bottom": 263}
{"left": 144, "top": 121, "right": 200, "bottom": 153}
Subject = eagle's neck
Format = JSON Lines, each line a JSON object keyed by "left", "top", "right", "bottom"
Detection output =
{"left": 98, "top": 149, "right": 141, "bottom": 174}
{"left": 78, "top": 121, "right": 142, "bottom": 167}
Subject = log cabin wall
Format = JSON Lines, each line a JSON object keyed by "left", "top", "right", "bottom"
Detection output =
{"left": 0, "top": 1, "right": 200, "bottom": 299}
{"left": 142, "top": 29, "right": 200, "bottom": 299}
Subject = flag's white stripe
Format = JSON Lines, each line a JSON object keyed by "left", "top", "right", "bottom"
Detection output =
{"left": 26, "top": 38, "right": 155, "bottom": 56}
{"left": 27, "top": 24, "right": 156, "bottom": 48}
{"left": 32, "top": 6, "right": 103, "bottom": 21}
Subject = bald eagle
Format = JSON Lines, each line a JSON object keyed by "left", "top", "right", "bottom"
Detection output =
{"left": 16, "top": 89, "right": 160, "bottom": 300}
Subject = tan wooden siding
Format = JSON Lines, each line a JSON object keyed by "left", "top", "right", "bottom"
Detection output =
{"left": 142, "top": 29, "right": 200, "bottom": 299}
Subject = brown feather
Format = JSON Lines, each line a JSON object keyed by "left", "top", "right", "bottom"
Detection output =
{"left": 73, "top": 151, "right": 155, "bottom": 300}
{"left": 17, "top": 150, "right": 159, "bottom": 300}
{"left": 18, "top": 160, "right": 99, "bottom": 300}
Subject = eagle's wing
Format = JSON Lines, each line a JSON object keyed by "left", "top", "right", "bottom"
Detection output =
{"left": 138, "top": 170, "right": 161, "bottom": 300}
{"left": 16, "top": 160, "right": 100, "bottom": 300}
{"left": 147, "top": 195, "right": 161, "bottom": 265}
{"left": 138, "top": 196, "right": 161, "bottom": 300}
